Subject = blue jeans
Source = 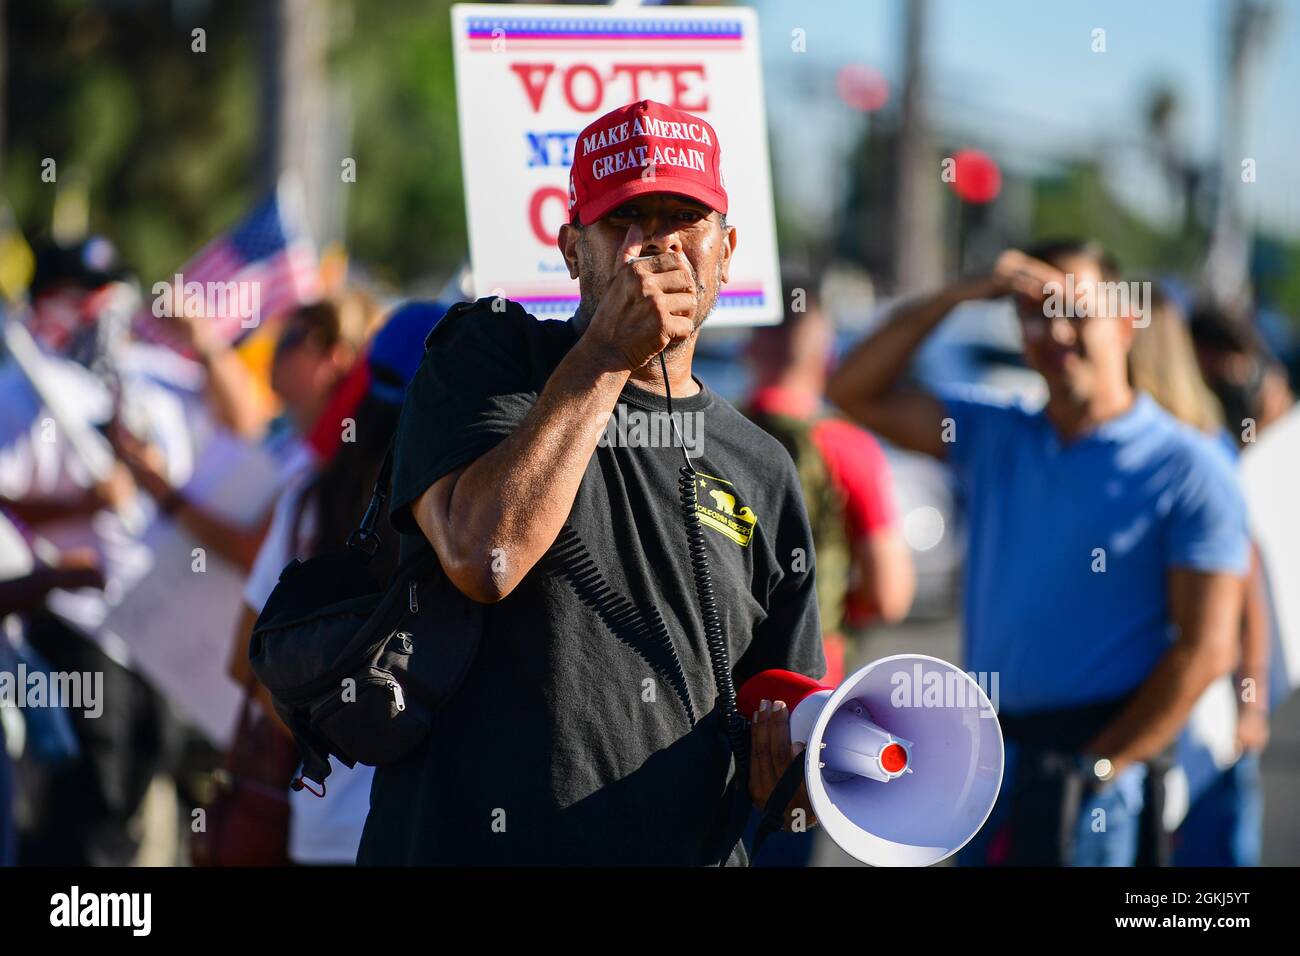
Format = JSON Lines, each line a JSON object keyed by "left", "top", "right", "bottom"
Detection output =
{"left": 1173, "top": 754, "right": 1262, "bottom": 866}
{"left": 959, "top": 741, "right": 1146, "bottom": 866}
{"left": 1073, "top": 761, "right": 1145, "bottom": 866}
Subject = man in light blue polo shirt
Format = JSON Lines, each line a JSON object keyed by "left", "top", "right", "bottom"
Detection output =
{"left": 829, "top": 239, "right": 1248, "bottom": 866}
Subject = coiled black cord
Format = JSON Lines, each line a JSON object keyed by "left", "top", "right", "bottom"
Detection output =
{"left": 660, "top": 352, "right": 749, "bottom": 771}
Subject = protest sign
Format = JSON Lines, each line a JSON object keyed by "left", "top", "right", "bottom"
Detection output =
{"left": 450, "top": 3, "right": 781, "bottom": 326}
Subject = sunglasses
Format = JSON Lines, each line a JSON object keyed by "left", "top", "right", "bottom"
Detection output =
{"left": 274, "top": 322, "right": 322, "bottom": 360}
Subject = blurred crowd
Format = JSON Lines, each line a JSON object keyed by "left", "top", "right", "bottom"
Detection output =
{"left": 0, "top": 225, "right": 1293, "bottom": 867}
{"left": 0, "top": 235, "right": 448, "bottom": 865}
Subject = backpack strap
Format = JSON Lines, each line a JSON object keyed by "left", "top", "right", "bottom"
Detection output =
{"left": 749, "top": 754, "right": 809, "bottom": 864}
{"left": 350, "top": 301, "right": 465, "bottom": 558}
{"left": 346, "top": 442, "right": 394, "bottom": 559}
{"left": 742, "top": 406, "right": 850, "bottom": 634}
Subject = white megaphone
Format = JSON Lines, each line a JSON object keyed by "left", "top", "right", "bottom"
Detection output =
{"left": 739, "top": 654, "right": 1004, "bottom": 866}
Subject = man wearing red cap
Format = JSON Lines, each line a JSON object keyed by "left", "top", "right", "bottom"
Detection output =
{"left": 360, "top": 101, "right": 825, "bottom": 865}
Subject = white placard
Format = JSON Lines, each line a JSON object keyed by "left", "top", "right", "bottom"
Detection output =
{"left": 450, "top": 3, "right": 781, "bottom": 326}
{"left": 1240, "top": 405, "right": 1300, "bottom": 691}
{"left": 100, "top": 433, "right": 294, "bottom": 746}
{"left": 1169, "top": 408, "right": 1300, "bottom": 823}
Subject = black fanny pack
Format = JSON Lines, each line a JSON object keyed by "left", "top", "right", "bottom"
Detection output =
{"left": 248, "top": 450, "right": 482, "bottom": 790}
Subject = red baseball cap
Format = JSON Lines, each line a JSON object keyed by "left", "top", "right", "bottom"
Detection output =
{"left": 568, "top": 100, "right": 728, "bottom": 226}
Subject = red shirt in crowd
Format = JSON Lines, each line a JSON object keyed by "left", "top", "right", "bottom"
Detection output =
{"left": 749, "top": 385, "right": 899, "bottom": 629}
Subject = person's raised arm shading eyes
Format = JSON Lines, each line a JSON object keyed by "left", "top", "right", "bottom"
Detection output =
{"left": 827, "top": 251, "right": 1062, "bottom": 460}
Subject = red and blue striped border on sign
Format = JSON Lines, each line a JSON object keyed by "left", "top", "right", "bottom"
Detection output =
{"left": 465, "top": 17, "right": 745, "bottom": 42}
{"left": 511, "top": 288, "right": 765, "bottom": 317}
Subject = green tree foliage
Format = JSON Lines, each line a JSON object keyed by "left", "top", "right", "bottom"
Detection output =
{"left": 4, "top": 0, "right": 466, "bottom": 288}
{"left": 6, "top": 0, "right": 258, "bottom": 281}
{"left": 335, "top": 0, "right": 465, "bottom": 287}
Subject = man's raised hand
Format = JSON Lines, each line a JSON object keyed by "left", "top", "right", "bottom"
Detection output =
{"left": 583, "top": 224, "right": 698, "bottom": 372}
{"left": 989, "top": 248, "right": 1067, "bottom": 304}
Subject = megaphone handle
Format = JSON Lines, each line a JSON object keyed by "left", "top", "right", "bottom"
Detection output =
{"left": 749, "top": 753, "right": 808, "bottom": 864}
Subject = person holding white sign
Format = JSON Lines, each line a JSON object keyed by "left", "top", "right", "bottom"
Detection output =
{"left": 359, "top": 101, "right": 823, "bottom": 866}
{"left": 0, "top": 238, "right": 192, "bottom": 866}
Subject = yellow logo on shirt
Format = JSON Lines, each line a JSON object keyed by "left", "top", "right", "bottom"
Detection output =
{"left": 695, "top": 471, "right": 757, "bottom": 547}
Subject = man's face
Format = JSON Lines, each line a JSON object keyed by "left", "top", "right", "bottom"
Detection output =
{"left": 559, "top": 193, "right": 736, "bottom": 340}
{"left": 1016, "top": 256, "right": 1133, "bottom": 404}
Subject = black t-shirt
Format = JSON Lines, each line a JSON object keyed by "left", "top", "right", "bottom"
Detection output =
{"left": 357, "top": 298, "right": 825, "bottom": 866}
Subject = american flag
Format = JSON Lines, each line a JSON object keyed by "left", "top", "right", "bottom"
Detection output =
{"left": 135, "top": 188, "right": 321, "bottom": 350}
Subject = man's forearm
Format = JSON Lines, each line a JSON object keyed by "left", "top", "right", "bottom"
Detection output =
{"left": 1237, "top": 546, "right": 1271, "bottom": 711}
{"left": 829, "top": 278, "right": 990, "bottom": 409}
{"left": 426, "top": 337, "right": 630, "bottom": 601}
{"left": 168, "top": 499, "right": 268, "bottom": 572}
{"left": 1085, "top": 642, "right": 1229, "bottom": 771}
{"left": 1086, "top": 572, "right": 1243, "bottom": 770}
{"left": 0, "top": 493, "right": 99, "bottom": 526}
{"left": 851, "top": 531, "right": 916, "bottom": 625}
{"left": 198, "top": 348, "right": 269, "bottom": 439}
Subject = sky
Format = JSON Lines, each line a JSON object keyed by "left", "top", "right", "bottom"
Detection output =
{"left": 752, "top": 0, "right": 1300, "bottom": 238}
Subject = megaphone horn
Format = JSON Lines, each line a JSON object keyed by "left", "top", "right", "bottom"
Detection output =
{"left": 739, "top": 654, "right": 1004, "bottom": 867}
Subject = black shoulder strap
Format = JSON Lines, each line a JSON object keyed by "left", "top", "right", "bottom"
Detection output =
{"left": 346, "top": 442, "right": 394, "bottom": 558}
{"left": 349, "top": 306, "right": 453, "bottom": 558}
{"left": 749, "top": 756, "right": 808, "bottom": 864}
